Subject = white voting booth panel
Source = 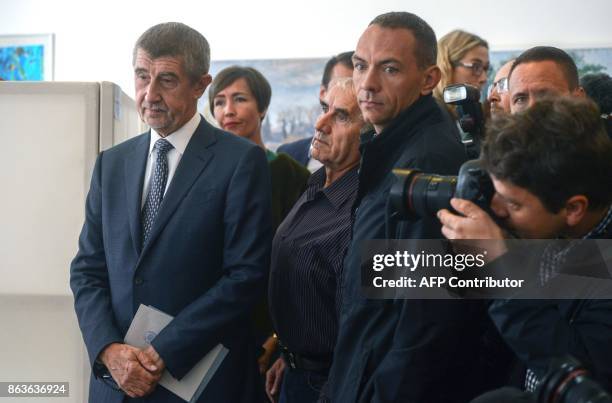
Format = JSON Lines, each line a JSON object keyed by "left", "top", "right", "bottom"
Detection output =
{"left": 0, "top": 81, "right": 142, "bottom": 402}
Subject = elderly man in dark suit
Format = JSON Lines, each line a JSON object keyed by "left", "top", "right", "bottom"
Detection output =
{"left": 70, "top": 22, "right": 272, "bottom": 402}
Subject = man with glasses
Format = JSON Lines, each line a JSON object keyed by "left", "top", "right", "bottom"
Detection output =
{"left": 488, "top": 59, "right": 514, "bottom": 117}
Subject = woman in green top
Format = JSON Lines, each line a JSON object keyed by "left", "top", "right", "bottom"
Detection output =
{"left": 210, "top": 66, "right": 310, "bottom": 230}
{"left": 209, "top": 65, "right": 310, "bottom": 375}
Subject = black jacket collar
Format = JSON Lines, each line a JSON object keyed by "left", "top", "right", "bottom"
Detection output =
{"left": 358, "top": 94, "right": 442, "bottom": 188}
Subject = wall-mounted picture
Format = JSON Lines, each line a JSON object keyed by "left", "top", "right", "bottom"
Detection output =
{"left": 0, "top": 34, "right": 54, "bottom": 81}
{"left": 201, "top": 57, "right": 326, "bottom": 150}
{"left": 205, "top": 47, "right": 612, "bottom": 148}
{"left": 489, "top": 47, "right": 612, "bottom": 82}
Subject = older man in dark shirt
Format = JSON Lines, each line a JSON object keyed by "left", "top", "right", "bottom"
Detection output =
{"left": 266, "top": 77, "right": 366, "bottom": 403}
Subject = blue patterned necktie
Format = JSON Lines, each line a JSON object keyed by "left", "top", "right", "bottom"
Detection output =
{"left": 142, "top": 138, "right": 174, "bottom": 246}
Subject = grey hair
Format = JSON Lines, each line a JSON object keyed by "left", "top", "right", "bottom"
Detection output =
{"left": 327, "top": 77, "right": 356, "bottom": 97}
{"left": 326, "top": 77, "right": 371, "bottom": 131}
{"left": 133, "top": 22, "right": 210, "bottom": 80}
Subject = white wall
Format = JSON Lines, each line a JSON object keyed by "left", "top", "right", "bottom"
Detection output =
{"left": 0, "top": 81, "right": 143, "bottom": 402}
{"left": 1, "top": 0, "right": 611, "bottom": 95}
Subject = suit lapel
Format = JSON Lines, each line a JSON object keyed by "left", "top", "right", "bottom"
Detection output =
{"left": 124, "top": 133, "right": 149, "bottom": 256}
{"left": 139, "top": 119, "right": 217, "bottom": 259}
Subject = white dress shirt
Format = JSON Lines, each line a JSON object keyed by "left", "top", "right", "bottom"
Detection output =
{"left": 141, "top": 112, "right": 202, "bottom": 208}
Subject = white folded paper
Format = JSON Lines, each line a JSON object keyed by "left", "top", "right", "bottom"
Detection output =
{"left": 124, "top": 304, "right": 228, "bottom": 402}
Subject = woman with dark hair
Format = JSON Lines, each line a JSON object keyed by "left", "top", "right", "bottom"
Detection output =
{"left": 209, "top": 66, "right": 310, "bottom": 230}
{"left": 209, "top": 66, "right": 310, "bottom": 376}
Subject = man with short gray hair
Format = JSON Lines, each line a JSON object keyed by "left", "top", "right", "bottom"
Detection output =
{"left": 266, "top": 77, "right": 365, "bottom": 403}
{"left": 71, "top": 22, "right": 272, "bottom": 402}
{"left": 277, "top": 51, "right": 354, "bottom": 171}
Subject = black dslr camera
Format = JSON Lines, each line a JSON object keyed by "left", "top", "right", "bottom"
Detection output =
{"left": 389, "top": 159, "right": 494, "bottom": 219}
{"left": 388, "top": 84, "right": 489, "bottom": 219}
{"left": 536, "top": 356, "right": 612, "bottom": 403}
{"left": 444, "top": 83, "right": 485, "bottom": 159}
{"left": 468, "top": 357, "right": 611, "bottom": 403}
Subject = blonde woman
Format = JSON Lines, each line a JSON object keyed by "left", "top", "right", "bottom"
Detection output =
{"left": 434, "top": 29, "right": 490, "bottom": 118}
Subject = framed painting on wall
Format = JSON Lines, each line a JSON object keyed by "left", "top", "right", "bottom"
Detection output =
{"left": 0, "top": 34, "right": 54, "bottom": 81}
{"left": 489, "top": 46, "right": 612, "bottom": 80}
{"left": 203, "top": 57, "right": 327, "bottom": 149}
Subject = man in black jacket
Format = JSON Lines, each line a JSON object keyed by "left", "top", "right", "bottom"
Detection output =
{"left": 326, "top": 12, "right": 505, "bottom": 403}
{"left": 438, "top": 97, "right": 612, "bottom": 394}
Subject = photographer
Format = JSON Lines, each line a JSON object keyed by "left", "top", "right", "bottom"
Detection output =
{"left": 437, "top": 97, "right": 612, "bottom": 392}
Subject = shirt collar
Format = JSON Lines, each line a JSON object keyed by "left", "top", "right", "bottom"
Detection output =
{"left": 266, "top": 149, "right": 277, "bottom": 162}
{"left": 305, "top": 166, "right": 359, "bottom": 210}
{"left": 149, "top": 112, "right": 201, "bottom": 156}
{"left": 584, "top": 204, "right": 612, "bottom": 239}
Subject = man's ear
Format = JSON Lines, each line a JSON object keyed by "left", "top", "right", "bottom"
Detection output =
{"left": 194, "top": 74, "right": 212, "bottom": 98}
{"left": 421, "top": 65, "right": 441, "bottom": 96}
{"left": 564, "top": 195, "right": 589, "bottom": 227}
{"left": 319, "top": 85, "right": 326, "bottom": 101}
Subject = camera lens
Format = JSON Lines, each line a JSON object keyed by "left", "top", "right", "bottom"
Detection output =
{"left": 390, "top": 160, "right": 493, "bottom": 219}
{"left": 409, "top": 174, "right": 458, "bottom": 217}
{"left": 563, "top": 376, "right": 612, "bottom": 403}
{"left": 537, "top": 359, "right": 612, "bottom": 403}
{"left": 390, "top": 168, "right": 457, "bottom": 218}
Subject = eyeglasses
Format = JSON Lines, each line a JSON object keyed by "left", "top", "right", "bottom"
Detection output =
{"left": 454, "top": 61, "right": 490, "bottom": 77}
{"left": 487, "top": 77, "right": 509, "bottom": 97}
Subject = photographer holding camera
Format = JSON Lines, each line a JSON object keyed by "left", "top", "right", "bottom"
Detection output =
{"left": 437, "top": 96, "right": 612, "bottom": 394}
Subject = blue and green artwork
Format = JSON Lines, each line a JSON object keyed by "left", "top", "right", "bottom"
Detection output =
{"left": 0, "top": 45, "right": 45, "bottom": 80}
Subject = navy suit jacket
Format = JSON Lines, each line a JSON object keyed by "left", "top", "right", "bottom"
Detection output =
{"left": 276, "top": 137, "right": 312, "bottom": 167}
{"left": 70, "top": 117, "right": 272, "bottom": 403}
